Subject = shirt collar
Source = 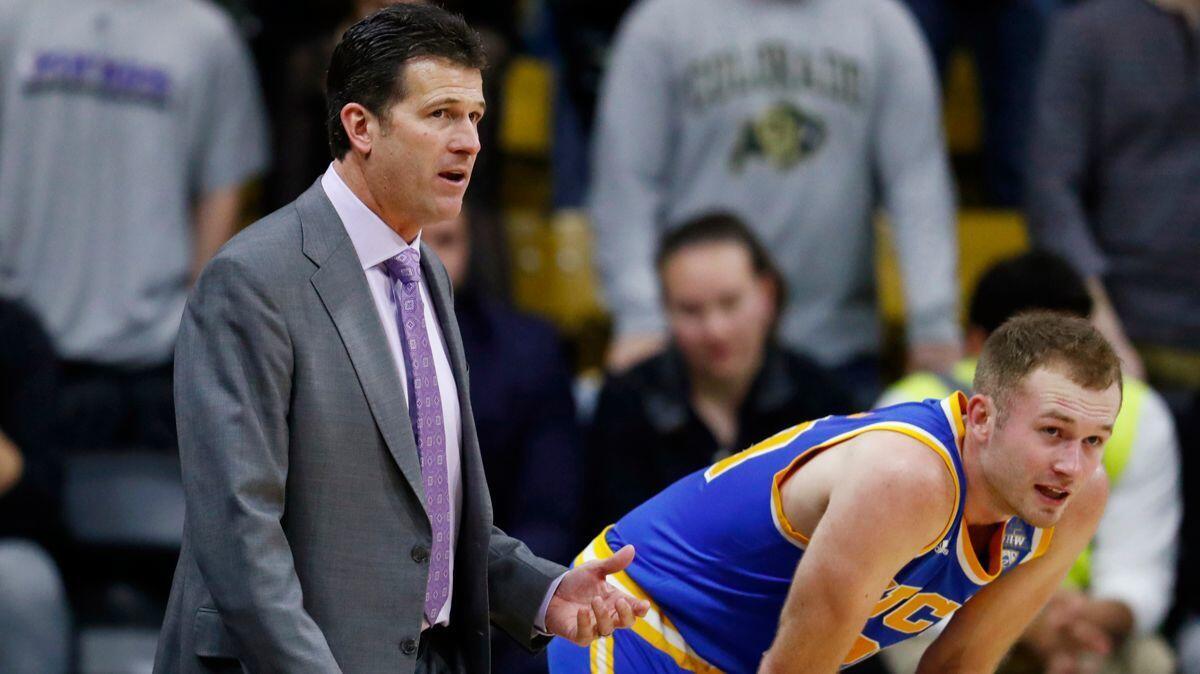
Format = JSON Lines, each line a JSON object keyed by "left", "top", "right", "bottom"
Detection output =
{"left": 321, "top": 162, "right": 421, "bottom": 271}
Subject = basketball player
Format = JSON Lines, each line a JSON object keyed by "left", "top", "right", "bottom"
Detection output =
{"left": 549, "top": 312, "right": 1119, "bottom": 673}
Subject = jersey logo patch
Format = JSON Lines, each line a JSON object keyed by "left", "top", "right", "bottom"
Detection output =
{"left": 1000, "top": 520, "right": 1032, "bottom": 570}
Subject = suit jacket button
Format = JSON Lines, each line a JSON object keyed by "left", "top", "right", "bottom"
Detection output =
{"left": 401, "top": 637, "right": 418, "bottom": 656}
{"left": 412, "top": 544, "right": 429, "bottom": 563}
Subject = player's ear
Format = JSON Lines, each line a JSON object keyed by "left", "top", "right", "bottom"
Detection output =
{"left": 965, "top": 394, "right": 995, "bottom": 444}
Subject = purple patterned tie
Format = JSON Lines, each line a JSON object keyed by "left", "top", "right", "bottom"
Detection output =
{"left": 383, "top": 249, "right": 451, "bottom": 623}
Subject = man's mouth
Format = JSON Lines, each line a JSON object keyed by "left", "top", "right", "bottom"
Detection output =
{"left": 438, "top": 170, "right": 467, "bottom": 184}
{"left": 1035, "top": 484, "right": 1070, "bottom": 502}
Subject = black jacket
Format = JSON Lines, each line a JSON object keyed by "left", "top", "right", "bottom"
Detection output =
{"left": 581, "top": 343, "right": 853, "bottom": 538}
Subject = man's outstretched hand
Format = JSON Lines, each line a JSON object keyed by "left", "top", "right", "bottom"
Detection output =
{"left": 545, "top": 544, "right": 651, "bottom": 646}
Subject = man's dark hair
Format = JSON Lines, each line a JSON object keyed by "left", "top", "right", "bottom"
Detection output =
{"left": 968, "top": 251, "right": 1093, "bottom": 335}
{"left": 326, "top": 3, "right": 487, "bottom": 159}
{"left": 655, "top": 212, "right": 786, "bottom": 310}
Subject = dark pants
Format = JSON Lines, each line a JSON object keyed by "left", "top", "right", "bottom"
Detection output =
{"left": 56, "top": 360, "right": 176, "bottom": 452}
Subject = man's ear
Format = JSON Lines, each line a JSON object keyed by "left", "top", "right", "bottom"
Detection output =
{"left": 965, "top": 394, "right": 996, "bottom": 444}
{"left": 341, "top": 102, "right": 374, "bottom": 157}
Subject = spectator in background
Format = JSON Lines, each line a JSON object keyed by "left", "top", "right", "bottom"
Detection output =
{"left": 878, "top": 251, "right": 1179, "bottom": 674}
{"left": 582, "top": 213, "right": 854, "bottom": 539}
{"left": 0, "top": 0, "right": 268, "bottom": 452}
{"left": 899, "top": 0, "right": 1062, "bottom": 206}
{"left": 0, "top": 298, "right": 70, "bottom": 674}
{"left": 589, "top": 0, "right": 961, "bottom": 406}
{"left": 1026, "top": 2, "right": 1200, "bottom": 655}
{"left": 424, "top": 209, "right": 583, "bottom": 674}
{"left": 1027, "top": 0, "right": 1199, "bottom": 388}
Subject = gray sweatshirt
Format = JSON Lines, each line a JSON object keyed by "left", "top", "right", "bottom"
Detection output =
{"left": 589, "top": 0, "right": 959, "bottom": 366}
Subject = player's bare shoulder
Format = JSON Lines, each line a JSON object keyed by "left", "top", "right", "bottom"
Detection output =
{"left": 778, "top": 428, "right": 958, "bottom": 554}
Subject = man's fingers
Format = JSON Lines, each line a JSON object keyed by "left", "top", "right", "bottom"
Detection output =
{"left": 633, "top": 598, "right": 651, "bottom": 617}
{"left": 593, "top": 596, "right": 615, "bottom": 637}
{"left": 1070, "top": 621, "right": 1112, "bottom": 656}
{"left": 593, "top": 545, "right": 636, "bottom": 576}
{"left": 1046, "top": 654, "right": 1078, "bottom": 674}
{"left": 575, "top": 606, "right": 593, "bottom": 645}
{"left": 614, "top": 596, "right": 636, "bottom": 628}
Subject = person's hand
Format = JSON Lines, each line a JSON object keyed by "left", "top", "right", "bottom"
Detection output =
{"left": 0, "top": 431, "right": 24, "bottom": 497}
{"left": 1045, "top": 651, "right": 1105, "bottom": 674}
{"left": 906, "top": 340, "right": 961, "bottom": 374}
{"left": 1025, "top": 590, "right": 1111, "bottom": 674}
{"left": 544, "top": 544, "right": 650, "bottom": 646}
{"left": 605, "top": 334, "right": 667, "bottom": 373}
{"left": 1085, "top": 277, "right": 1145, "bottom": 379}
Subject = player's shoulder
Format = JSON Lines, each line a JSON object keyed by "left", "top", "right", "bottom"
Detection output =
{"left": 817, "top": 431, "right": 958, "bottom": 551}
{"left": 848, "top": 429, "right": 956, "bottom": 494}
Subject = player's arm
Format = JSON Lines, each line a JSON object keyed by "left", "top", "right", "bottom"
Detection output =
{"left": 759, "top": 434, "right": 957, "bottom": 674}
{"left": 917, "top": 467, "right": 1109, "bottom": 674}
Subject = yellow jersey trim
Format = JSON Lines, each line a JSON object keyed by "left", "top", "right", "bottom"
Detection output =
{"left": 704, "top": 421, "right": 815, "bottom": 482}
{"left": 940, "top": 392, "right": 968, "bottom": 447}
{"left": 575, "top": 528, "right": 724, "bottom": 674}
{"left": 769, "top": 419, "right": 962, "bottom": 555}
{"left": 1020, "top": 527, "right": 1055, "bottom": 566}
{"left": 590, "top": 635, "right": 615, "bottom": 674}
{"left": 956, "top": 518, "right": 1006, "bottom": 585}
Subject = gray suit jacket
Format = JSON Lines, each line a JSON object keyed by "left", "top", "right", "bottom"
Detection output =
{"left": 154, "top": 181, "right": 566, "bottom": 673}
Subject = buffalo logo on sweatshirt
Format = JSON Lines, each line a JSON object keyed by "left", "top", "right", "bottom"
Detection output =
{"left": 731, "top": 101, "right": 825, "bottom": 172}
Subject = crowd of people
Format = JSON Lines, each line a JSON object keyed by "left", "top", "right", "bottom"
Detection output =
{"left": 0, "top": 0, "right": 1196, "bottom": 672}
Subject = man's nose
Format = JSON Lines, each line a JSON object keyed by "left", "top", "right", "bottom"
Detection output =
{"left": 1052, "top": 443, "right": 1084, "bottom": 478}
{"left": 449, "top": 120, "right": 480, "bottom": 155}
{"left": 700, "top": 311, "right": 733, "bottom": 341}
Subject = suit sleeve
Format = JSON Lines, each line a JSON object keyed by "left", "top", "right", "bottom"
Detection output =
{"left": 486, "top": 525, "right": 567, "bottom": 649}
{"left": 175, "top": 253, "right": 340, "bottom": 672}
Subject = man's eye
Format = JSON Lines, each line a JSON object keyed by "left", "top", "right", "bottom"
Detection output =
{"left": 1041, "top": 427, "right": 1060, "bottom": 438}
{"left": 1084, "top": 436, "right": 1104, "bottom": 447}
{"left": 431, "top": 109, "right": 445, "bottom": 118}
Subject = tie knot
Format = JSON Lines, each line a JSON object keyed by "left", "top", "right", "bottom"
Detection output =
{"left": 383, "top": 249, "right": 421, "bottom": 285}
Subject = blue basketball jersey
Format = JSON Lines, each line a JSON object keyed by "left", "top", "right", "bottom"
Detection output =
{"left": 588, "top": 393, "right": 1052, "bottom": 673}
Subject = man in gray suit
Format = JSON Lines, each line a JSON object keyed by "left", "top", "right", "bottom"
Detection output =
{"left": 154, "top": 5, "right": 646, "bottom": 673}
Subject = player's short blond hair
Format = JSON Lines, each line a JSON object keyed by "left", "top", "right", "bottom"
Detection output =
{"left": 974, "top": 312, "right": 1123, "bottom": 422}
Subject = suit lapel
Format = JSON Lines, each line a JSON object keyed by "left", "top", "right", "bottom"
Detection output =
{"left": 420, "top": 243, "right": 470, "bottom": 397}
{"left": 297, "top": 182, "right": 428, "bottom": 519}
